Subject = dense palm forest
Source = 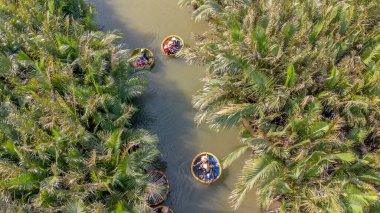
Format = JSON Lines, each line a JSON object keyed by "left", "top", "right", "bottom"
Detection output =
{"left": 0, "top": 0, "right": 160, "bottom": 212}
{"left": 180, "top": 0, "right": 380, "bottom": 212}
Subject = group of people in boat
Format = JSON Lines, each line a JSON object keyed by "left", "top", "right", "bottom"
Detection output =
{"left": 193, "top": 154, "right": 217, "bottom": 182}
{"left": 162, "top": 36, "right": 183, "bottom": 55}
{"left": 132, "top": 48, "right": 153, "bottom": 68}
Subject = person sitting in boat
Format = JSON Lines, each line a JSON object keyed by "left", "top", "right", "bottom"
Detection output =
{"left": 163, "top": 39, "right": 174, "bottom": 55}
{"left": 194, "top": 155, "right": 215, "bottom": 181}
{"left": 171, "top": 37, "right": 182, "bottom": 53}
{"left": 154, "top": 206, "right": 170, "bottom": 213}
{"left": 140, "top": 49, "right": 150, "bottom": 61}
{"left": 194, "top": 155, "right": 209, "bottom": 168}
{"left": 133, "top": 57, "right": 145, "bottom": 67}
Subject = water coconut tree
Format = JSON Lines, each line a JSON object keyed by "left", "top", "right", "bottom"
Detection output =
{"left": 180, "top": 0, "right": 380, "bottom": 212}
{"left": 0, "top": 0, "right": 161, "bottom": 212}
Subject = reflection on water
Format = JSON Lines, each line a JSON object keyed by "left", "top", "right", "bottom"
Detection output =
{"left": 90, "top": 0, "right": 260, "bottom": 212}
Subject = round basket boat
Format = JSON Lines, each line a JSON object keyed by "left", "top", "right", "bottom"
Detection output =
{"left": 191, "top": 152, "right": 222, "bottom": 184}
{"left": 145, "top": 170, "right": 170, "bottom": 206}
{"left": 129, "top": 48, "right": 155, "bottom": 70}
{"left": 161, "top": 35, "right": 184, "bottom": 56}
{"left": 153, "top": 206, "right": 174, "bottom": 213}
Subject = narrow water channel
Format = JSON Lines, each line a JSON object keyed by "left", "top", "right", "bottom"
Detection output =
{"left": 90, "top": 1, "right": 260, "bottom": 212}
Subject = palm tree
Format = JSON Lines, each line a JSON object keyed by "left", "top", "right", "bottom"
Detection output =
{"left": 181, "top": 0, "right": 380, "bottom": 212}
{"left": 0, "top": 0, "right": 162, "bottom": 212}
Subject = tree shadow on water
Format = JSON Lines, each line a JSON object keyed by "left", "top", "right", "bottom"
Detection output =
{"left": 89, "top": 0, "right": 157, "bottom": 49}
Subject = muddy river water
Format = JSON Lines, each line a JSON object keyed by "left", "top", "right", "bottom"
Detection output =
{"left": 90, "top": 0, "right": 260, "bottom": 212}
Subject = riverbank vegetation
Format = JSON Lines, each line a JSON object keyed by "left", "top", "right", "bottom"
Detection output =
{"left": 0, "top": 0, "right": 160, "bottom": 212}
{"left": 181, "top": 0, "right": 380, "bottom": 212}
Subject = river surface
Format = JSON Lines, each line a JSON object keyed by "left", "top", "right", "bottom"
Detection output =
{"left": 90, "top": 0, "right": 259, "bottom": 212}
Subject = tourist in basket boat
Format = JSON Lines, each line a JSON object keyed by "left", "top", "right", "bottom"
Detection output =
{"left": 154, "top": 206, "right": 170, "bottom": 213}
{"left": 133, "top": 49, "right": 151, "bottom": 67}
{"left": 194, "top": 155, "right": 216, "bottom": 181}
{"left": 163, "top": 37, "right": 181, "bottom": 55}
